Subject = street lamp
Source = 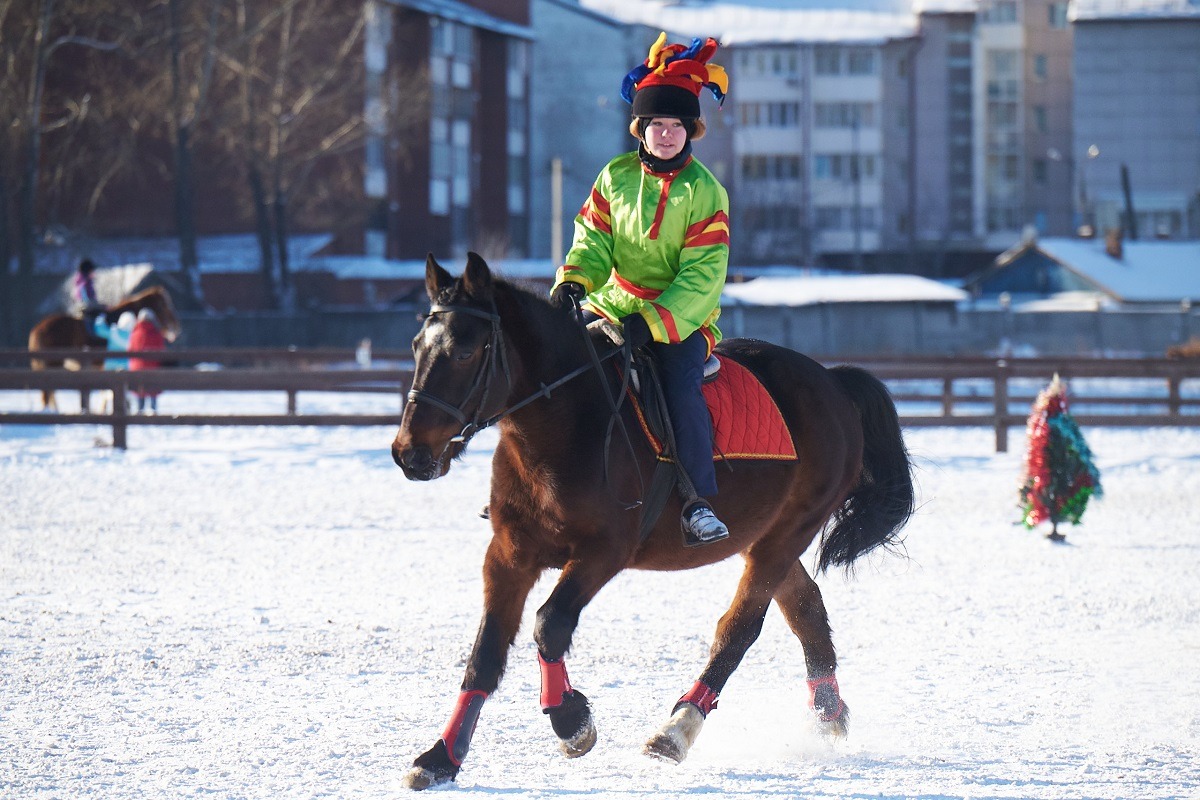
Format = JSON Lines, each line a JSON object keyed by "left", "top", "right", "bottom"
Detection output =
{"left": 1047, "top": 144, "right": 1100, "bottom": 237}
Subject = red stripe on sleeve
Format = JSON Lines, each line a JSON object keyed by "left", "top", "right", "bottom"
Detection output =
{"left": 590, "top": 188, "right": 610, "bottom": 215}
{"left": 650, "top": 302, "right": 680, "bottom": 343}
{"left": 683, "top": 229, "right": 730, "bottom": 248}
{"left": 685, "top": 210, "right": 729, "bottom": 238}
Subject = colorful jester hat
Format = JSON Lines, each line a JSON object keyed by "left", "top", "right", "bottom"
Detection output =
{"left": 621, "top": 32, "right": 729, "bottom": 120}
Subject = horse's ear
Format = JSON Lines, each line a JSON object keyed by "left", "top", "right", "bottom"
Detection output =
{"left": 425, "top": 253, "right": 454, "bottom": 300}
{"left": 462, "top": 251, "right": 493, "bottom": 300}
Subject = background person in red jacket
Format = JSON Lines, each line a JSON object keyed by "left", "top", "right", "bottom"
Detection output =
{"left": 129, "top": 308, "right": 166, "bottom": 414}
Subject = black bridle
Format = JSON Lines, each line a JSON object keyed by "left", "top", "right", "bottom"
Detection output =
{"left": 404, "top": 298, "right": 639, "bottom": 504}
{"left": 406, "top": 301, "right": 514, "bottom": 450}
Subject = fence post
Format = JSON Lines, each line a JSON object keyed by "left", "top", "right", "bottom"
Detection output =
{"left": 994, "top": 359, "right": 1009, "bottom": 453}
{"left": 287, "top": 389, "right": 297, "bottom": 415}
{"left": 941, "top": 376, "right": 954, "bottom": 419}
{"left": 112, "top": 378, "right": 128, "bottom": 450}
{"left": 1168, "top": 370, "right": 1182, "bottom": 421}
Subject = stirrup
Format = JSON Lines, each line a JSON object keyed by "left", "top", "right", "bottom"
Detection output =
{"left": 681, "top": 502, "right": 729, "bottom": 548}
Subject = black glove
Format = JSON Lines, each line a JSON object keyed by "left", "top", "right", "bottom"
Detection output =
{"left": 550, "top": 281, "right": 586, "bottom": 308}
{"left": 619, "top": 313, "right": 652, "bottom": 349}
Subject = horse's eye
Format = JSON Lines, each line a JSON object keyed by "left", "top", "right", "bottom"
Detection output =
{"left": 454, "top": 347, "right": 475, "bottom": 362}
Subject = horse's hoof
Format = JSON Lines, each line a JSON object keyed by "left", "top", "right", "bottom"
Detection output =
{"left": 404, "top": 740, "right": 459, "bottom": 790}
{"left": 643, "top": 731, "right": 686, "bottom": 763}
{"left": 402, "top": 767, "right": 443, "bottom": 791}
{"left": 560, "top": 716, "right": 597, "bottom": 758}
{"left": 643, "top": 703, "right": 705, "bottom": 764}
{"left": 815, "top": 702, "right": 850, "bottom": 739}
{"left": 547, "top": 689, "right": 596, "bottom": 758}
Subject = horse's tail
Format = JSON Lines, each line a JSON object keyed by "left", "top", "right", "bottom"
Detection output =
{"left": 817, "top": 365, "right": 915, "bottom": 573}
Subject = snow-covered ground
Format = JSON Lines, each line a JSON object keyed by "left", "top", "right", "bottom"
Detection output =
{"left": 2, "top": 391, "right": 1198, "bottom": 799}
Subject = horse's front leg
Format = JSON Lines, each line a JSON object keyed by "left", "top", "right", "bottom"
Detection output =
{"left": 644, "top": 552, "right": 787, "bottom": 763}
{"left": 533, "top": 546, "right": 628, "bottom": 759}
{"left": 404, "top": 538, "right": 541, "bottom": 791}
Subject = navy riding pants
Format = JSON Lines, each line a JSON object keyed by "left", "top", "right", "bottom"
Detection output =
{"left": 647, "top": 331, "right": 717, "bottom": 498}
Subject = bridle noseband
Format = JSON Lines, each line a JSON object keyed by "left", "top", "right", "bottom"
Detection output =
{"left": 406, "top": 301, "right": 513, "bottom": 448}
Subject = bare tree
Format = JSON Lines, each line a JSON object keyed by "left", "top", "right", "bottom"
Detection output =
{"left": 0, "top": 0, "right": 123, "bottom": 341}
{"left": 214, "top": 0, "right": 367, "bottom": 311}
{"left": 117, "top": 0, "right": 226, "bottom": 306}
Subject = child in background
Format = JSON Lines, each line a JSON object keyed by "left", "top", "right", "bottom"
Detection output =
{"left": 129, "top": 308, "right": 166, "bottom": 414}
{"left": 97, "top": 311, "right": 137, "bottom": 371}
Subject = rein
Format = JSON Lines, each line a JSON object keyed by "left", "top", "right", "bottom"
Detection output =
{"left": 406, "top": 299, "right": 623, "bottom": 447}
{"left": 406, "top": 297, "right": 644, "bottom": 510}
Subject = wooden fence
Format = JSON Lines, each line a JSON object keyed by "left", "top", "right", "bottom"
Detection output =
{"left": 2, "top": 349, "right": 1199, "bottom": 451}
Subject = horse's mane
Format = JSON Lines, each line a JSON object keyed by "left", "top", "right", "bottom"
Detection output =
{"left": 500, "top": 278, "right": 596, "bottom": 374}
{"left": 123, "top": 286, "right": 167, "bottom": 304}
{"left": 433, "top": 274, "right": 589, "bottom": 376}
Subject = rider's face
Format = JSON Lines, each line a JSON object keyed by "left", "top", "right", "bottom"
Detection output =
{"left": 644, "top": 117, "right": 687, "bottom": 160}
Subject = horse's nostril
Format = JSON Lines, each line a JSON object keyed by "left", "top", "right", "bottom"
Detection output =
{"left": 398, "top": 446, "right": 433, "bottom": 472}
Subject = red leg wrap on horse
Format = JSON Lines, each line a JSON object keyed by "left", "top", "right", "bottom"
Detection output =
{"left": 806, "top": 674, "right": 845, "bottom": 721}
{"left": 441, "top": 689, "right": 488, "bottom": 766}
{"left": 538, "top": 652, "right": 573, "bottom": 710}
{"left": 674, "top": 680, "right": 719, "bottom": 717}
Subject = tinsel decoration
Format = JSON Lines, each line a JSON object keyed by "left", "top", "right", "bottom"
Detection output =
{"left": 1018, "top": 375, "right": 1102, "bottom": 541}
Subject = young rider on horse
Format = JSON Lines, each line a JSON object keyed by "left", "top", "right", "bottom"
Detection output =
{"left": 549, "top": 33, "right": 731, "bottom": 545}
{"left": 72, "top": 258, "right": 106, "bottom": 329}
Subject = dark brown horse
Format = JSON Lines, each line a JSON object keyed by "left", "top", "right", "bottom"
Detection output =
{"left": 392, "top": 253, "right": 915, "bottom": 790}
{"left": 28, "top": 285, "right": 181, "bottom": 410}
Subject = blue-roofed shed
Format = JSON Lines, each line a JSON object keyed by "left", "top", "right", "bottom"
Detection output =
{"left": 963, "top": 235, "right": 1200, "bottom": 308}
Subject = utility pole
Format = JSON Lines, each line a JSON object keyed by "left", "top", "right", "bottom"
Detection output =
{"left": 1120, "top": 163, "right": 1138, "bottom": 240}
{"left": 550, "top": 157, "right": 563, "bottom": 265}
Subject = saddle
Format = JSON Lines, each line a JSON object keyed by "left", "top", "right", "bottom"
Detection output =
{"left": 607, "top": 338, "right": 797, "bottom": 545}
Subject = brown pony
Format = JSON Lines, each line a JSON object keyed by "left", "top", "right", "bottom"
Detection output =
{"left": 28, "top": 285, "right": 181, "bottom": 410}
{"left": 391, "top": 254, "right": 915, "bottom": 790}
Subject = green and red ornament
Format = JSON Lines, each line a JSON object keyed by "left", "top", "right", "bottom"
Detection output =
{"left": 1018, "top": 375, "right": 1102, "bottom": 541}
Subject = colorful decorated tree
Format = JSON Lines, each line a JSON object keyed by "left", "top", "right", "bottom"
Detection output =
{"left": 1018, "top": 375, "right": 1103, "bottom": 541}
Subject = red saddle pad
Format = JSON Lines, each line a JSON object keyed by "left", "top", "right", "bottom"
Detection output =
{"left": 631, "top": 354, "right": 798, "bottom": 462}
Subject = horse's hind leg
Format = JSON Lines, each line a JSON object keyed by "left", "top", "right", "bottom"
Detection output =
{"left": 774, "top": 560, "right": 850, "bottom": 737}
{"left": 404, "top": 538, "right": 541, "bottom": 791}
{"left": 644, "top": 553, "right": 785, "bottom": 763}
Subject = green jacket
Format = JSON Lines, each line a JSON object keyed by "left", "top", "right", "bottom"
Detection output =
{"left": 553, "top": 151, "right": 730, "bottom": 351}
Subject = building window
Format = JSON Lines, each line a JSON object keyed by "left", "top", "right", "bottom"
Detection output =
{"left": 1004, "top": 155, "right": 1019, "bottom": 180}
{"left": 815, "top": 206, "right": 878, "bottom": 230}
{"left": 815, "top": 47, "right": 841, "bottom": 75}
{"left": 742, "top": 155, "right": 766, "bottom": 179}
{"left": 1032, "top": 158, "right": 1047, "bottom": 183}
{"left": 986, "top": 1, "right": 1018, "bottom": 23}
{"left": 742, "top": 101, "right": 800, "bottom": 128}
{"left": 814, "top": 102, "right": 876, "bottom": 128}
{"left": 814, "top": 154, "right": 876, "bottom": 182}
{"left": 507, "top": 39, "right": 529, "bottom": 222}
{"left": 743, "top": 155, "right": 802, "bottom": 180}
{"left": 815, "top": 206, "right": 844, "bottom": 229}
{"left": 847, "top": 49, "right": 876, "bottom": 75}
{"left": 989, "top": 50, "right": 1017, "bottom": 77}
{"left": 430, "top": 179, "right": 450, "bottom": 215}
{"left": 1033, "top": 105, "right": 1047, "bottom": 133}
{"left": 1033, "top": 53, "right": 1047, "bottom": 81}
{"left": 1049, "top": 2, "right": 1069, "bottom": 28}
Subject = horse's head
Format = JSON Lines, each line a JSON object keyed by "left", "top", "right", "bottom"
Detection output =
{"left": 392, "top": 252, "right": 510, "bottom": 481}
{"left": 147, "top": 286, "right": 182, "bottom": 343}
